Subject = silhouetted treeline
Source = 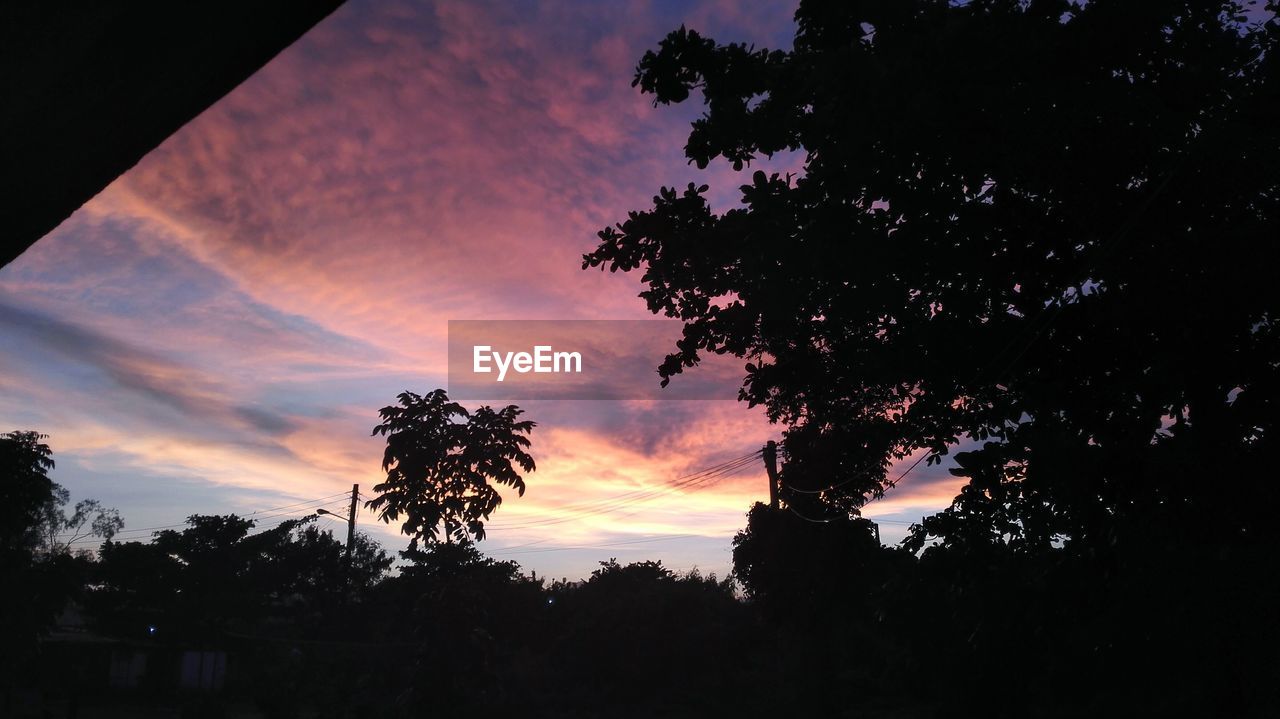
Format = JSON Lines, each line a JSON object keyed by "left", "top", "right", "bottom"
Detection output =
{"left": 4, "top": 426, "right": 1280, "bottom": 716}
{"left": 6, "top": 0, "right": 1280, "bottom": 716}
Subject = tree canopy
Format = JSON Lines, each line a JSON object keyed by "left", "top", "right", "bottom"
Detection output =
{"left": 0, "top": 431, "right": 57, "bottom": 559}
{"left": 367, "top": 389, "right": 536, "bottom": 545}
{"left": 91, "top": 513, "right": 393, "bottom": 640}
{"left": 584, "top": 0, "right": 1279, "bottom": 548}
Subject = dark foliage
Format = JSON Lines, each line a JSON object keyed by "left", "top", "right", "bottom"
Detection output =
{"left": 9, "top": 3, "right": 1280, "bottom": 717}
{"left": 1, "top": 432, "right": 110, "bottom": 688}
{"left": 0, "top": 431, "right": 57, "bottom": 558}
{"left": 368, "top": 389, "right": 536, "bottom": 545}
{"left": 584, "top": 0, "right": 1280, "bottom": 538}
{"left": 580, "top": 1, "right": 1280, "bottom": 715}
{"left": 87, "top": 514, "right": 392, "bottom": 643}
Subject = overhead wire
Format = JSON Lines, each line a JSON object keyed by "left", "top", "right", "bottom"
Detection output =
{"left": 60, "top": 491, "right": 357, "bottom": 546}
{"left": 486, "top": 452, "right": 760, "bottom": 528}
{"left": 784, "top": 446, "right": 930, "bottom": 496}
{"left": 544, "top": 450, "right": 761, "bottom": 512}
{"left": 246, "top": 492, "right": 351, "bottom": 517}
{"left": 64, "top": 512, "right": 322, "bottom": 547}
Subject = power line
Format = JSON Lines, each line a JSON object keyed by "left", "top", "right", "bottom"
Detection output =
{"left": 785, "top": 446, "right": 931, "bottom": 497}
{"left": 63, "top": 491, "right": 356, "bottom": 544}
{"left": 67, "top": 511, "right": 335, "bottom": 548}
{"left": 545, "top": 450, "right": 762, "bottom": 513}
{"left": 786, "top": 504, "right": 923, "bottom": 527}
{"left": 786, "top": 505, "right": 836, "bottom": 523}
{"left": 248, "top": 492, "right": 351, "bottom": 517}
{"left": 252, "top": 491, "right": 353, "bottom": 519}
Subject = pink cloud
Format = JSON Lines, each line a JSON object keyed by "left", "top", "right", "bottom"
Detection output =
{"left": 1, "top": 0, "right": 961, "bottom": 578}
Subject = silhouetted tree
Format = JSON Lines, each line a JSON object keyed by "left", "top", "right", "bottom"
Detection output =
{"left": 0, "top": 431, "right": 66, "bottom": 687}
{"left": 89, "top": 514, "right": 391, "bottom": 640}
{"left": 367, "top": 389, "right": 535, "bottom": 545}
{"left": 584, "top": 0, "right": 1279, "bottom": 549}
{"left": 35, "top": 491, "right": 123, "bottom": 556}
{"left": 87, "top": 538, "right": 182, "bottom": 638}
{"left": 731, "top": 505, "right": 914, "bottom": 708}
{"left": 0, "top": 430, "right": 122, "bottom": 557}
{"left": 540, "top": 559, "right": 751, "bottom": 715}
{"left": 732, "top": 503, "right": 900, "bottom": 620}
{"left": 0, "top": 432, "right": 115, "bottom": 689}
{"left": 283, "top": 526, "right": 392, "bottom": 592}
{"left": 583, "top": 4, "right": 1280, "bottom": 714}
{"left": 0, "top": 431, "right": 56, "bottom": 558}
{"left": 363, "top": 540, "right": 543, "bottom": 715}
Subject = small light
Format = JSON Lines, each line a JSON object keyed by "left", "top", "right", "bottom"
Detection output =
{"left": 148, "top": 625, "right": 157, "bottom": 635}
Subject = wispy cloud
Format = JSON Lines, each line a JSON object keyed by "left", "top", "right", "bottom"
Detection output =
{"left": 0, "top": 0, "right": 958, "bottom": 576}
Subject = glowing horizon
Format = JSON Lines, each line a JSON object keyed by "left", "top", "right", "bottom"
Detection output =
{"left": 0, "top": 0, "right": 964, "bottom": 578}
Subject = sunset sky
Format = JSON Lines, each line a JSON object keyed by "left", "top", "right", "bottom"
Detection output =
{"left": 0, "top": 0, "right": 966, "bottom": 578}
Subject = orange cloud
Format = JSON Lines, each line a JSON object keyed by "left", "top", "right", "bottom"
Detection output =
{"left": 0, "top": 0, "right": 966, "bottom": 577}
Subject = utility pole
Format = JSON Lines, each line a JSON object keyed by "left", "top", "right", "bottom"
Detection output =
{"left": 763, "top": 440, "right": 780, "bottom": 509}
{"left": 345, "top": 483, "right": 358, "bottom": 564}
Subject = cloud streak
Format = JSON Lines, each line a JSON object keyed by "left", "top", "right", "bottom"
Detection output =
{"left": 0, "top": 0, "right": 961, "bottom": 577}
